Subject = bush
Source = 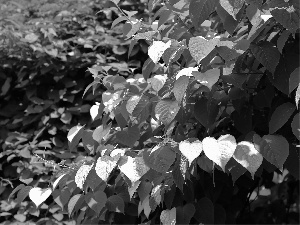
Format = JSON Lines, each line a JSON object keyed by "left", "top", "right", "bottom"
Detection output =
{"left": 2, "top": 0, "right": 300, "bottom": 224}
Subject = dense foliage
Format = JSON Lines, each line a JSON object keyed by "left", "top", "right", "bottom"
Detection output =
{"left": 1, "top": 0, "right": 299, "bottom": 224}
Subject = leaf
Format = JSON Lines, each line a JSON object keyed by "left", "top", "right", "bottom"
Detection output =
{"left": 194, "top": 98, "right": 219, "bottom": 128}
{"left": 189, "top": 36, "right": 220, "bottom": 64}
{"left": 68, "top": 194, "right": 82, "bottom": 216}
{"left": 260, "top": 135, "right": 289, "bottom": 169}
{"left": 150, "top": 74, "right": 167, "bottom": 92}
{"left": 82, "top": 130, "right": 95, "bottom": 153}
{"left": 128, "top": 180, "right": 141, "bottom": 199}
{"left": 106, "top": 195, "right": 125, "bottom": 213}
{"left": 75, "top": 164, "right": 93, "bottom": 190}
{"left": 8, "top": 184, "right": 25, "bottom": 200}
{"left": 289, "top": 67, "right": 300, "bottom": 93}
{"left": 16, "top": 186, "right": 32, "bottom": 204}
{"left": 269, "top": 102, "right": 295, "bottom": 134}
{"left": 148, "top": 40, "right": 172, "bottom": 64}
{"left": 85, "top": 191, "right": 107, "bottom": 213}
{"left": 217, "top": 40, "right": 250, "bottom": 62}
{"left": 149, "top": 184, "right": 162, "bottom": 211}
{"left": 233, "top": 141, "right": 263, "bottom": 179}
{"left": 143, "top": 58, "right": 156, "bottom": 79}
{"left": 52, "top": 174, "right": 67, "bottom": 190}
{"left": 95, "top": 156, "right": 118, "bottom": 182}
{"left": 226, "top": 158, "right": 247, "bottom": 184}
{"left": 119, "top": 156, "right": 150, "bottom": 183}
{"left": 250, "top": 42, "right": 280, "bottom": 74}
{"left": 291, "top": 113, "right": 300, "bottom": 140}
{"left": 176, "top": 203, "right": 196, "bottom": 224}
{"left": 189, "top": 0, "right": 218, "bottom": 28}
{"left": 172, "top": 157, "right": 185, "bottom": 191}
{"left": 162, "top": 40, "right": 186, "bottom": 66}
{"left": 123, "top": 20, "right": 141, "bottom": 38}
{"left": 268, "top": 0, "right": 300, "bottom": 33}
{"left": 176, "top": 67, "right": 198, "bottom": 79}
{"left": 220, "top": 0, "right": 245, "bottom": 19}
{"left": 143, "top": 145, "right": 176, "bottom": 173}
{"left": 277, "top": 30, "right": 290, "bottom": 54}
{"left": 93, "top": 123, "right": 111, "bottom": 143}
{"left": 179, "top": 139, "right": 203, "bottom": 165}
{"left": 173, "top": 75, "right": 189, "bottom": 103}
{"left": 90, "top": 103, "right": 104, "bottom": 121}
{"left": 197, "top": 155, "right": 213, "bottom": 173}
{"left": 111, "top": 16, "right": 128, "bottom": 29}
{"left": 67, "top": 125, "right": 85, "bottom": 151}
{"left": 216, "top": 2, "right": 239, "bottom": 35}
{"left": 246, "top": 3, "right": 263, "bottom": 27}
{"left": 138, "top": 180, "right": 153, "bottom": 202}
{"left": 192, "top": 68, "right": 220, "bottom": 90}
{"left": 202, "top": 134, "right": 237, "bottom": 171}
{"left": 116, "top": 125, "right": 140, "bottom": 147}
{"left": 53, "top": 189, "right": 71, "bottom": 210}
{"left": 126, "top": 95, "right": 142, "bottom": 114}
{"left": 160, "top": 207, "right": 176, "bottom": 225}
{"left": 194, "top": 197, "right": 214, "bottom": 224}
{"left": 29, "top": 187, "right": 52, "bottom": 208}
{"left": 155, "top": 100, "right": 180, "bottom": 126}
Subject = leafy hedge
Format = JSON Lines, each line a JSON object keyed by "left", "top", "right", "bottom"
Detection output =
{"left": 1, "top": 0, "right": 300, "bottom": 224}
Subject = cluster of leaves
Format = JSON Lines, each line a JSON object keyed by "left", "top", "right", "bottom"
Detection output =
{"left": 4, "top": 0, "right": 300, "bottom": 224}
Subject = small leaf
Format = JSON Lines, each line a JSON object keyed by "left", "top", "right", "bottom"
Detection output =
{"left": 8, "top": 184, "right": 25, "bottom": 200}
{"left": 75, "top": 164, "right": 93, "bottom": 190}
{"left": 269, "top": 102, "right": 295, "bottom": 134}
{"left": 119, "top": 156, "right": 150, "bottom": 183}
{"left": 82, "top": 130, "right": 95, "bottom": 153}
{"left": 291, "top": 113, "right": 300, "bottom": 140}
{"left": 137, "top": 180, "right": 153, "bottom": 202}
{"left": 190, "top": 0, "right": 218, "bottom": 28}
{"left": 155, "top": 100, "right": 180, "bottom": 126}
{"left": 148, "top": 40, "right": 172, "bottom": 64}
{"left": 68, "top": 194, "right": 82, "bottom": 216}
{"left": 128, "top": 180, "right": 141, "bottom": 199}
{"left": 192, "top": 68, "right": 220, "bottom": 90}
{"left": 260, "top": 135, "right": 289, "bottom": 169}
{"left": 93, "top": 123, "right": 111, "bottom": 143}
{"left": 220, "top": 0, "right": 245, "bottom": 19}
{"left": 85, "top": 191, "right": 107, "bottom": 213}
{"left": 250, "top": 42, "right": 280, "bottom": 74}
{"left": 194, "top": 197, "right": 214, "bottom": 224}
{"left": 289, "top": 67, "right": 300, "bottom": 93}
{"left": 67, "top": 125, "right": 85, "bottom": 151}
{"left": 176, "top": 203, "right": 196, "bottom": 224}
{"left": 233, "top": 141, "right": 263, "bottom": 179}
{"left": 106, "top": 195, "right": 125, "bottom": 213}
{"left": 160, "top": 207, "right": 176, "bottom": 225}
{"left": 176, "top": 67, "right": 198, "bottom": 79}
{"left": 173, "top": 75, "right": 189, "bottom": 103}
{"left": 126, "top": 95, "right": 142, "bottom": 114}
{"left": 95, "top": 156, "right": 118, "bottom": 182}
{"left": 111, "top": 16, "right": 128, "bottom": 29}
{"left": 16, "top": 186, "right": 32, "bottom": 204}
{"left": 150, "top": 74, "right": 167, "bottom": 92}
{"left": 277, "top": 30, "right": 290, "bottom": 54}
{"left": 29, "top": 187, "right": 52, "bottom": 208}
{"left": 143, "top": 58, "right": 156, "bottom": 80}
{"left": 179, "top": 139, "right": 203, "bottom": 165}
{"left": 116, "top": 125, "right": 140, "bottom": 147}
{"left": 189, "top": 36, "right": 220, "bottom": 64}
{"left": 197, "top": 155, "right": 213, "bottom": 173}
{"left": 202, "top": 134, "right": 237, "bottom": 171}
{"left": 216, "top": 2, "right": 239, "bottom": 35}
{"left": 53, "top": 174, "right": 67, "bottom": 190}
{"left": 90, "top": 103, "right": 104, "bottom": 121}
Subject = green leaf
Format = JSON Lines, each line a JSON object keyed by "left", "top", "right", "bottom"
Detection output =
{"left": 68, "top": 194, "right": 82, "bottom": 216}
{"left": 143, "top": 145, "right": 176, "bottom": 173}
{"left": 93, "top": 123, "right": 111, "bottom": 143}
{"left": 291, "top": 113, "right": 300, "bottom": 140}
{"left": 155, "top": 100, "right": 180, "bottom": 126}
{"left": 289, "top": 67, "right": 300, "bottom": 93}
{"left": 126, "top": 95, "right": 142, "bottom": 114}
{"left": 137, "top": 180, "right": 153, "bottom": 202}
{"left": 246, "top": 3, "right": 263, "bottom": 27}
{"left": 53, "top": 188, "right": 71, "bottom": 210}
{"left": 142, "top": 58, "right": 156, "bottom": 80}
{"left": 202, "top": 134, "right": 237, "bottom": 171}
{"left": 260, "top": 135, "right": 289, "bottom": 169}
{"left": 193, "top": 68, "right": 220, "bottom": 90}
{"left": 85, "top": 191, "right": 107, "bottom": 214}
{"left": 150, "top": 74, "right": 167, "bottom": 92}
{"left": 217, "top": 40, "right": 250, "bottom": 62}
{"left": 106, "top": 195, "right": 125, "bottom": 213}
{"left": 194, "top": 98, "right": 219, "bottom": 128}
{"left": 67, "top": 125, "right": 85, "bottom": 151}
{"left": 250, "top": 42, "right": 280, "bottom": 74}
{"left": 189, "top": 36, "right": 220, "bottom": 64}
{"left": 226, "top": 157, "right": 247, "bottom": 184}
{"left": 197, "top": 155, "right": 213, "bottom": 173}
{"left": 162, "top": 40, "right": 186, "bottom": 66}
{"left": 179, "top": 139, "right": 203, "bottom": 165}
{"left": 123, "top": 21, "right": 141, "bottom": 38}
{"left": 119, "top": 156, "right": 150, "bottom": 183}
{"left": 194, "top": 197, "right": 214, "bottom": 224}
{"left": 268, "top": 0, "right": 300, "bottom": 33}
{"left": 111, "top": 16, "right": 128, "bottom": 29}
{"left": 216, "top": 2, "right": 239, "bottom": 35}
{"left": 82, "top": 130, "right": 95, "bottom": 153}
{"left": 116, "top": 125, "right": 140, "bottom": 147}
{"left": 148, "top": 40, "right": 172, "bottom": 64}
{"left": 277, "top": 30, "right": 290, "bottom": 54}
{"left": 173, "top": 75, "right": 189, "bottom": 103}
{"left": 269, "top": 102, "right": 295, "bottom": 134}
{"left": 176, "top": 203, "right": 196, "bottom": 224}
{"left": 8, "top": 184, "right": 25, "bottom": 200}
{"left": 16, "top": 186, "right": 32, "bottom": 205}
{"left": 220, "top": 0, "right": 245, "bottom": 19}
{"left": 160, "top": 208, "right": 176, "bottom": 225}
{"left": 189, "top": 0, "right": 218, "bottom": 28}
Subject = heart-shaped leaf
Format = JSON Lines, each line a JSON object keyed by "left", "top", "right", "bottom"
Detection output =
{"left": 95, "top": 156, "right": 118, "bottom": 182}
{"left": 160, "top": 207, "right": 176, "bottom": 225}
{"left": 29, "top": 187, "right": 52, "bottom": 208}
{"left": 148, "top": 40, "right": 172, "bottom": 63}
{"left": 75, "top": 164, "right": 93, "bottom": 190}
{"left": 193, "top": 68, "right": 220, "bottom": 90}
{"left": 116, "top": 125, "right": 140, "bottom": 147}
{"left": 118, "top": 156, "right": 150, "bottom": 183}
{"left": 202, "top": 134, "right": 237, "bottom": 171}
{"left": 189, "top": 36, "right": 220, "bottom": 64}
{"left": 233, "top": 141, "right": 263, "bottom": 179}
{"left": 179, "top": 139, "right": 203, "bottom": 165}
{"left": 155, "top": 100, "right": 180, "bottom": 126}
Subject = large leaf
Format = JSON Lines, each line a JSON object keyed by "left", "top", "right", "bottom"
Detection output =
{"left": 148, "top": 41, "right": 172, "bottom": 63}
{"left": 188, "top": 36, "right": 220, "bottom": 64}
{"left": 75, "top": 164, "right": 93, "bottom": 190}
{"left": 250, "top": 42, "right": 280, "bottom": 74}
{"left": 269, "top": 102, "right": 295, "bottom": 134}
{"left": 116, "top": 125, "right": 140, "bottom": 147}
{"left": 268, "top": 0, "right": 300, "bottom": 33}
{"left": 189, "top": 0, "right": 218, "bottom": 28}
{"left": 95, "top": 156, "right": 118, "bottom": 182}
{"left": 155, "top": 100, "right": 180, "bottom": 126}
{"left": 179, "top": 139, "right": 203, "bottom": 165}
{"left": 259, "top": 135, "right": 289, "bottom": 169}
{"left": 194, "top": 98, "right": 219, "bottom": 128}
{"left": 233, "top": 141, "right": 263, "bottom": 179}
{"left": 143, "top": 145, "right": 176, "bottom": 173}
{"left": 29, "top": 187, "right": 52, "bottom": 208}
{"left": 220, "top": 0, "right": 245, "bottom": 19}
{"left": 173, "top": 75, "right": 189, "bottom": 103}
{"left": 118, "top": 156, "right": 150, "bottom": 183}
{"left": 291, "top": 113, "right": 300, "bottom": 141}
{"left": 192, "top": 68, "right": 220, "bottom": 90}
{"left": 202, "top": 134, "right": 237, "bottom": 171}
{"left": 67, "top": 125, "right": 85, "bottom": 151}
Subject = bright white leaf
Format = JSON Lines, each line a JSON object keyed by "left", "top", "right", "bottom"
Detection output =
{"left": 295, "top": 84, "right": 300, "bottom": 109}
{"left": 202, "top": 134, "right": 237, "bottom": 171}
{"left": 29, "top": 187, "right": 52, "bottom": 208}
{"left": 52, "top": 174, "right": 66, "bottom": 190}
{"left": 148, "top": 40, "right": 172, "bottom": 63}
{"left": 193, "top": 68, "right": 220, "bottom": 90}
{"left": 67, "top": 125, "right": 84, "bottom": 143}
{"left": 95, "top": 156, "right": 118, "bottom": 182}
{"left": 176, "top": 67, "right": 198, "bottom": 80}
{"left": 233, "top": 141, "right": 263, "bottom": 179}
{"left": 90, "top": 103, "right": 100, "bottom": 121}
{"left": 128, "top": 180, "right": 141, "bottom": 199}
{"left": 126, "top": 95, "right": 141, "bottom": 114}
{"left": 74, "top": 164, "right": 93, "bottom": 189}
{"left": 160, "top": 207, "right": 176, "bottom": 225}
{"left": 179, "top": 139, "right": 203, "bottom": 165}
{"left": 142, "top": 195, "right": 151, "bottom": 218}
{"left": 118, "top": 156, "right": 150, "bottom": 183}
{"left": 110, "top": 148, "right": 127, "bottom": 157}
{"left": 150, "top": 74, "right": 167, "bottom": 92}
